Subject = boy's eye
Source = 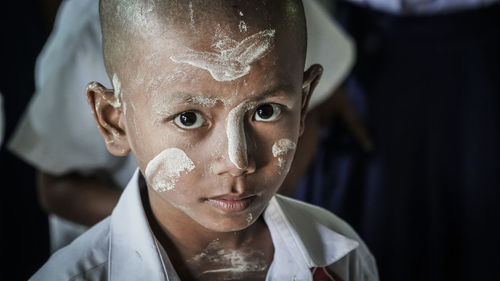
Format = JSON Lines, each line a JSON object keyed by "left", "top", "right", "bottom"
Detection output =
{"left": 254, "top": 104, "right": 282, "bottom": 122}
{"left": 174, "top": 111, "right": 205, "bottom": 129}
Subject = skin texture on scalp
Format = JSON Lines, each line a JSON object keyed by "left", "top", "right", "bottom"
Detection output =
{"left": 99, "top": 0, "right": 307, "bottom": 89}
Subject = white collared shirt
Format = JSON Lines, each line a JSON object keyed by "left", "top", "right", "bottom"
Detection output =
{"left": 30, "top": 170, "right": 378, "bottom": 281}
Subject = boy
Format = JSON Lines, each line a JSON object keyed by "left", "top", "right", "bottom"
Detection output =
{"left": 9, "top": 0, "right": 355, "bottom": 254}
{"left": 30, "top": 0, "right": 378, "bottom": 280}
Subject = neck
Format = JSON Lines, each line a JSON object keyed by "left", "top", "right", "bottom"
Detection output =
{"left": 139, "top": 175, "right": 273, "bottom": 280}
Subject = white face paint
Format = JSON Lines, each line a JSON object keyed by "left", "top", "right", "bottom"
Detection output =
{"left": 189, "top": 239, "right": 267, "bottom": 276}
{"left": 187, "top": 96, "right": 231, "bottom": 107}
{"left": 246, "top": 213, "right": 253, "bottom": 225}
{"left": 111, "top": 73, "right": 122, "bottom": 108}
{"left": 272, "top": 139, "right": 297, "bottom": 168}
{"left": 188, "top": 1, "right": 196, "bottom": 31}
{"left": 145, "top": 148, "right": 195, "bottom": 192}
{"left": 170, "top": 29, "right": 275, "bottom": 82}
{"left": 226, "top": 100, "right": 257, "bottom": 169}
{"left": 238, "top": 21, "right": 248, "bottom": 33}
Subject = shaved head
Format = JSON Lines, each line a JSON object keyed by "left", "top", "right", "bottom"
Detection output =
{"left": 99, "top": 0, "right": 307, "bottom": 82}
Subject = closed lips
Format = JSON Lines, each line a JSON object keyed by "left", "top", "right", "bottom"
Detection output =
{"left": 206, "top": 196, "right": 255, "bottom": 212}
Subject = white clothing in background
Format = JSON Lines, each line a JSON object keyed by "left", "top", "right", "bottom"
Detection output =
{"left": 8, "top": 0, "right": 354, "bottom": 252}
{"left": 30, "top": 170, "right": 378, "bottom": 281}
{"left": 344, "top": 0, "right": 500, "bottom": 14}
{"left": 7, "top": 0, "right": 137, "bottom": 253}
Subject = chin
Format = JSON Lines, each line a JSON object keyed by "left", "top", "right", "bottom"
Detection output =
{"left": 200, "top": 213, "right": 257, "bottom": 233}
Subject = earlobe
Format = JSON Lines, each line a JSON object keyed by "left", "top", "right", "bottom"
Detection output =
{"left": 86, "top": 82, "right": 131, "bottom": 156}
{"left": 299, "top": 64, "right": 323, "bottom": 135}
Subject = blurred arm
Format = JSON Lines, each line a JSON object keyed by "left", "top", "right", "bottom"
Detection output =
{"left": 37, "top": 170, "right": 121, "bottom": 226}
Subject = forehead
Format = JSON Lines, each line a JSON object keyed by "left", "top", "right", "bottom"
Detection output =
{"left": 123, "top": 24, "right": 303, "bottom": 103}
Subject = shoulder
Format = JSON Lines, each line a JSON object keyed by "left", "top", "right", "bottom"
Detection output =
{"left": 273, "top": 195, "right": 379, "bottom": 280}
{"left": 274, "top": 194, "right": 359, "bottom": 238}
{"left": 30, "top": 218, "right": 111, "bottom": 281}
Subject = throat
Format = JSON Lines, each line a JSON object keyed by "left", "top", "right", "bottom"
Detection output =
{"left": 174, "top": 218, "right": 274, "bottom": 281}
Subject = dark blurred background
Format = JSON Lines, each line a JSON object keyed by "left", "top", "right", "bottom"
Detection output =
{"left": 1, "top": 1, "right": 500, "bottom": 281}
{"left": 0, "top": 1, "right": 61, "bottom": 280}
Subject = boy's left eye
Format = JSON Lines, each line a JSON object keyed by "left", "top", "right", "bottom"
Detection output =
{"left": 254, "top": 103, "right": 282, "bottom": 122}
{"left": 174, "top": 111, "right": 205, "bottom": 129}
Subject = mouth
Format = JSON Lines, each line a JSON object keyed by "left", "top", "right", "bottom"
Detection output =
{"left": 205, "top": 195, "right": 256, "bottom": 213}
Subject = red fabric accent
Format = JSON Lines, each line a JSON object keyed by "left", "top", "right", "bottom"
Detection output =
{"left": 311, "top": 267, "right": 344, "bottom": 281}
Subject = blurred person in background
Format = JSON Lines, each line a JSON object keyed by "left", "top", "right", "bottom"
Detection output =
{"left": 0, "top": 1, "right": 62, "bottom": 280}
{"left": 292, "top": 0, "right": 500, "bottom": 280}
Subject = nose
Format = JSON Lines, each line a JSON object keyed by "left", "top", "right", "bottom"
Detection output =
{"left": 225, "top": 122, "right": 257, "bottom": 176}
{"left": 226, "top": 100, "right": 257, "bottom": 171}
{"left": 212, "top": 101, "right": 257, "bottom": 176}
{"left": 211, "top": 133, "right": 256, "bottom": 177}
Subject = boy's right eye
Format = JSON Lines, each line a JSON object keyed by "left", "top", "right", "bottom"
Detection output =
{"left": 173, "top": 111, "right": 205, "bottom": 129}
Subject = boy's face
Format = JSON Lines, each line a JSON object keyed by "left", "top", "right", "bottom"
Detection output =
{"left": 90, "top": 19, "right": 321, "bottom": 232}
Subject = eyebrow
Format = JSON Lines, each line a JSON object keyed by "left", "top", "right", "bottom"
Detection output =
{"left": 152, "top": 84, "right": 295, "bottom": 113}
{"left": 158, "top": 93, "right": 225, "bottom": 106}
{"left": 250, "top": 83, "right": 296, "bottom": 102}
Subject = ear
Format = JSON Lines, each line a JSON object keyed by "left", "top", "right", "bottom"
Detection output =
{"left": 299, "top": 64, "right": 323, "bottom": 136}
{"left": 86, "top": 82, "right": 131, "bottom": 156}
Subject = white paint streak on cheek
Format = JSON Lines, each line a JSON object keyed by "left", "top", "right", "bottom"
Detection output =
{"left": 226, "top": 100, "right": 257, "bottom": 169}
{"left": 169, "top": 29, "right": 276, "bottom": 82}
{"left": 145, "top": 148, "right": 195, "bottom": 192}
{"left": 272, "top": 139, "right": 297, "bottom": 168}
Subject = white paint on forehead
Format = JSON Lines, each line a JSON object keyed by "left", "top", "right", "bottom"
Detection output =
{"left": 145, "top": 148, "right": 195, "bottom": 192}
{"left": 170, "top": 29, "right": 276, "bottom": 82}
{"left": 226, "top": 100, "right": 257, "bottom": 169}
{"left": 111, "top": 73, "right": 122, "bottom": 108}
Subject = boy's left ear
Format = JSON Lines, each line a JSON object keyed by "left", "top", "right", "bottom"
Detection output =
{"left": 299, "top": 64, "right": 323, "bottom": 135}
{"left": 86, "top": 82, "right": 131, "bottom": 156}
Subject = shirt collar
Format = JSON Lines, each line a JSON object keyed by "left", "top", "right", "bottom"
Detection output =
{"left": 109, "top": 169, "right": 168, "bottom": 281}
{"left": 263, "top": 195, "right": 359, "bottom": 279}
{"left": 109, "top": 169, "right": 358, "bottom": 280}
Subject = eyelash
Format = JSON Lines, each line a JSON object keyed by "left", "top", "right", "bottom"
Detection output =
{"left": 170, "top": 103, "right": 286, "bottom": 131}
{"left": 253, "top": 103, "right": 284, "bottom": 122}
{"left": 172, "top": 111, "right": 207, "bottom": 130}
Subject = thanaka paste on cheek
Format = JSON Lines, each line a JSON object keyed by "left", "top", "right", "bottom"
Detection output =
{"left": 226, "top": 100, "right": 257, "bottom": 169}
{"left": 169, "top": 29, "right": 275, "bottom": 82}
{"left": 145, "top": 148, "right": 195, "bottom": 192}
{"left": 272, "top": 139, "right": 297, "bottom": 168}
